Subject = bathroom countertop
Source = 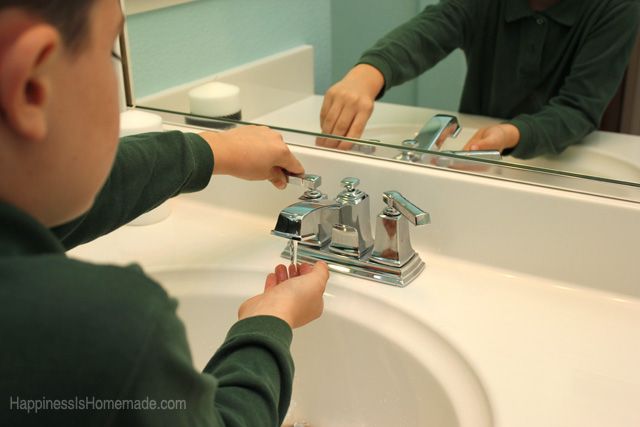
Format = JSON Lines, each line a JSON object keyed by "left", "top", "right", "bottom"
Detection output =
{"left": 71, "top": 194, "right": 640, "bottom": 427}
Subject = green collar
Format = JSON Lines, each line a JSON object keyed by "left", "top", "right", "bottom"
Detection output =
{"left": 0, "top": 201, "right": 65, "bottom": 256}
{"left": 505, "top": 0, "right": 583, "bottom": 26}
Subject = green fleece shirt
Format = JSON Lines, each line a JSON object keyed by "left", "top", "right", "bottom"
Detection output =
{"left": 0, "top": 131, "right": 293, "bottom": 426}
{"left": 359, "top": 0, "right": 640, "bottom": 158}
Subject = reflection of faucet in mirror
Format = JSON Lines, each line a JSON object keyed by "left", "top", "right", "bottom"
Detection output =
{"left": 415, "top": 114, "right": 462, "bottom": 151}
{"left": 272, "top": 174, "right": 429, "bottom": 287}
{"left": 398, "top": 114, "right": 502, "bottom": 163}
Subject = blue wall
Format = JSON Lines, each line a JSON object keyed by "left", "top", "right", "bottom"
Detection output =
{"left": 127, "top": 0, "right": 466, "bottom": 111}
{"left": 127, "top": 0, "right": 332, "bottom": 97}
{"left": 330, "top": 0, "right": 419, "bottom": 106}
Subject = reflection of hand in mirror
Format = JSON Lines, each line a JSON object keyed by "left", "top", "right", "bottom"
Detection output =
{"left": 315, "top": 136, "right": 354, "bottom": 151}
{"left": 314, "top": 136, "right": 377, "bottom": 155}
{"left": 428, "top": 155, "right": 494, "bottom": 173}
{"left": 463, "top": 124, "right": 520, "bottom": 154}
{"left": 199, "top": 126, "right": 304, "bottom": 189}
{"left": 320, "top": 64, "right": 385, "bottom": 139}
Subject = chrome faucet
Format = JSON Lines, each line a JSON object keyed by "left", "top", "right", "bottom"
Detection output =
{"left": 272, "top": 175, "right": 429, "bottom": 287}
{"left": 398, "top": 114, "right": 502, "bottom": 162}
{"left": 416, "top": 114, "right": 462, "bottom": 151}
{"left": 271, "top": 174, "right": 339, "bottom": 247}
{"left": 330, "top": 177, "right": 374, "bottom": 258}
{"left": 371, "top": 191, "right": 430, "bottom": 267}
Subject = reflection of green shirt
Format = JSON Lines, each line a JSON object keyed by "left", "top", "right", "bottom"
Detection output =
{"left": 0, "top": 131, "right": 293, "bottom": 426}
{"left": 359, "top": 0, "right": 640, "bottom": 158}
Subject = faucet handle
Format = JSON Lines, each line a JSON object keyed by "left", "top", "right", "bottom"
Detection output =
{"left": 286, "top": 173, "right": 326, "bottom": 201}
{"left": 287, "top": 173, "right": 321, "bottom": 190}
{"left": 371, "top": 191, "right": 429, "bottom": 267}
{"left": 340, "top": 177, "right": 360, "bottom": 191}
{"left": 382, "top": 191, "right": 430, "bottom": 226}
{"left": 337, "top": 176, "right": 367, "bottom": 203}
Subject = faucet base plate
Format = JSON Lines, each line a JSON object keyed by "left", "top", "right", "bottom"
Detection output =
{"left": 281, "top": 245, "right": 425, "bottom": 287}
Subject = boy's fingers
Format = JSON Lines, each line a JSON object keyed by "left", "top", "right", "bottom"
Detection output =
{"left": 320, "top": 93, "right": 334, "bottom": 123}
{"left": 463, "top": 136, "right": 487, "bottom": 151}
{"left": 467, "top": 138, "right": 499, "bottom": 151}
{"left": 331, "top": 105, "right": 357, "bottom": 138}
{"left": 298, "top": 263, "right": 314, "bottom": 275}
{"left": 314, "top": 261, "right": 329, "bottom": 277}
{"left": 345, "top": 111, "right": 369, "bottom": 140}
{"left": 278, "top": 152, "right": 305, "bottom": 177}
{"left": 275, "top": 264, "right": 288, "bottom": 284}
{"left": 322, "top": 102, "right": 346, "bottom": 135}
{"left": 316, "top": 137, "right": 343, "bottom": 149}
{"left": 309, "top": 261, "right": 329, "bottom": 288}
{"left": 269, "top": 167, "right": 287, "bottom": 189}
{"left": 264, "top": 273, "right": 278, "bottom": 291}
{"left": 464, "top": 128, "right": 487, "bottom": 150}
{"left": 288, "top": 263, "right": 299, "bottom": 278}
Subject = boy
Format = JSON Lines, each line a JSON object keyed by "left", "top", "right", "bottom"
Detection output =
{"left": 0, "top": 0, "right": 328, "bottom": 425}
{"left": 321, "top": 0, "right": 640, "bottom": 158}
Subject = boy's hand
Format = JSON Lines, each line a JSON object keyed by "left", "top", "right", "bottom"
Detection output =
{"left": 238, "top": 261, "right": 329, "bottom": 329}
{"left": 463, "top": 124, "right": 520, "bottom": 153}
{"left": 319, "top": 64, "right": 384, "bottom": 143}
{"left": 200, "top": 126, "right": 304, "bottom": 189}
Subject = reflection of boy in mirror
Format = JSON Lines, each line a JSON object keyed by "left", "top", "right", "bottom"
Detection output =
{"left": 321, "top": 0, "right": 640, "bottom": 158}
{"left": 0, "top": 0, "right": 329, "bottom": 425}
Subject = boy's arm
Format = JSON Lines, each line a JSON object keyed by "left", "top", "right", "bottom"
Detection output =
{"left": 116, "top": 260, "right": 327, "bottom": 426}
{"left": 200, "top": 317, "right": 294, "bottom": 426}
{"left": 320, "top": 0, "right": 477, "bottom": 139}
{"left": 51, "top": 131, "right": 214, "bottom": 249}
{"left": 117, "top": 300, "right": 294, "bottom": 427}
{"left": 507, "top": 2, "right": 640, "bottom": 159}
{"left": 358, "top": 0, "right": 476, "bottom": 97}
{"left": 52, "top": 126, "right": 303, "bottom": 250}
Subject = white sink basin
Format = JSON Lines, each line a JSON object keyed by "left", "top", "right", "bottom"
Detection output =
{"left": 152, "top": 268, "right": 493, "bottom": 427}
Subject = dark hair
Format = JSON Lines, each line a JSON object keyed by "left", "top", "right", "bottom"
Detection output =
{"left": 0, "top": 0, "right": 98, "bottom": 51}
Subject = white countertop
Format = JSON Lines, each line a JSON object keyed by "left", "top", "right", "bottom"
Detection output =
{"left": 71, "top": 194, "right": 640, "bottom": 427}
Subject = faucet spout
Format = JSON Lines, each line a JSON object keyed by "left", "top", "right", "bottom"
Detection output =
{"left": 271, "top": 201, "right": 339, "bottom": 248}
{"left": 414, "top": 114, "right": 462, "bottom": 151}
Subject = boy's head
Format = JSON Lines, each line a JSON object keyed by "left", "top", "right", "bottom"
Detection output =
{"left": 1, "top": 1, "right": 96, "bottom": 51}
{"left": 0, "top": 0, "right": 124, "bottom": 227}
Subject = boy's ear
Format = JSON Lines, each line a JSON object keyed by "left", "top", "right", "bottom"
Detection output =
{"left": 0, "top": 24, "right": 60, "bottom": 142}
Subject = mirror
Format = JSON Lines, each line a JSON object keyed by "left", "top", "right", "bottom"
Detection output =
{"left": 121, "top": 0, "right": 640, "bottom": 200}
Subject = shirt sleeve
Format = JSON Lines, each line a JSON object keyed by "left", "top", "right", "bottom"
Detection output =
{"left": 51, "top": 131, "right": 214, "bottom": 250}
{"left": 358, "top": 0, "right": 477, "bottom": 98}
{"left": 201, "top": 317, "right": 294, "bottom": 427}
{"left": 115, "top": 299, "right": 294, "bottom": 427}
{"left": 508, "top": 1, "right": 640, "bottom": 159}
